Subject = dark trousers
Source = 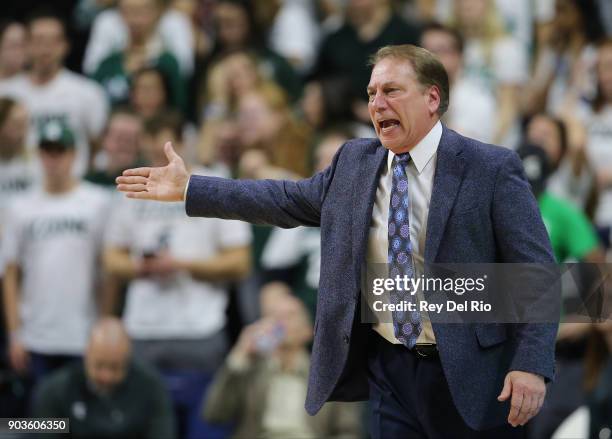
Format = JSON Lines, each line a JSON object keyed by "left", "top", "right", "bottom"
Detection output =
{"left": 367, "top": 331, "right": 524, "bottom": 439}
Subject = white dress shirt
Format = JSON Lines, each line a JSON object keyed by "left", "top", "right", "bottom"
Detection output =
{"left": 367, "top": 121, "right": 442, "bottom": 344}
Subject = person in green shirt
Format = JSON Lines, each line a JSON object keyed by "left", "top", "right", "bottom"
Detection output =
{"left": 518, "top": 143, "right": 602, "bottom": 263}
{"left": 33, "top": 317, "right": 175, "bottom": 439}
{"left": 91, "top": 0, "right": 186, "bottom": 112}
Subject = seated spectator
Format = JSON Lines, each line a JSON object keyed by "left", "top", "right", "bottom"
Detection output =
{"left": 450, "top": 0, "right": 528, "bottom": 147}
{"left": 525, "top": 113, "right": 598, "bottom": 219}
{"left": 83, "top": 0, "right": 194, "bottom": 77}
{"left": 130, "top": 67, "right": 174, "bottom": 121}
{"left": 193, "top": 0, "right": 302, "bottom": 111}
{"left": 0, "top": 21, "right": 26, "bottom": 84}
{"left": 33, "top": 317, "right": 176, "bottom": 439}
{"left": 236, "top": 84, "right": 311, "bottom": 177}
{"left": 300, "top": 75, "right": 373, "bottom": 139}
{"left": 517, "top": 143, "right": 602, "bottom": 263}
{"left": 197, "top": 50, "right": 268, "bottom": 166}
{"left": 0, "top": 10, "right": 109, "bottom": 178}
{"left": 104, "top": 110, "right": 252, "bottom": 439}
{"left": 92, "top": 0, "right": 185, "bottom": 112}
{"left": 203, "top": 283, "right": 362, "bottom": 438}
{"left": 524, "top": 0, "right": 606, "bottom": 118}
{"left": 420, "top": 22, "right": 496, "bottom": 144}
{"left": 314, "top": 0, "right": 420, "bottom": 123}
{"left": 2, "top": 121, "right": 110, "bottom": 388}
{"left": 86, "top": 107, "right": 143, "bottom": 189}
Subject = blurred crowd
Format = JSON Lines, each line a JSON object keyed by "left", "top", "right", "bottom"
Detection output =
{"left": 0, "top": 0, "right": 611, "bottom": 438}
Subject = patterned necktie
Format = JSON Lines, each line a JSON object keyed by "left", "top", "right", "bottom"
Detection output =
{"left": 388, "top": 153, "right": 422, "bottom": 348}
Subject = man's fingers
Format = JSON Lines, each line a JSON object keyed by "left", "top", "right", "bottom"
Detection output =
{"left": 508, "top": 386, "right": 524, "bottom": 426}
{"left": 115, "top": 176, "right": 148, "bottom": 185}
{"left": 117, "top": 183, "right": 148, "bottom": 193}
{"left": 537, "top": 394, "right": 545, "bottom": 414}
{"left": 497, "top": 375, "right": 512, "bottom": 401}
{"left": 517, "top": 394, "right": 534, "bottom": 426}
{"left": 126, "top": 191, "right": 157, "bottom": 200}
{"left": 121, "top": 167, "right": 152, "bottom": 177}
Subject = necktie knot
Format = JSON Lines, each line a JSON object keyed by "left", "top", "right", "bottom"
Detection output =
{"left": 393, "top": 153, "right": 411, "bottom": 165}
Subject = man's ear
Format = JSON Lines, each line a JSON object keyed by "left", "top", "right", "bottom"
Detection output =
{"left": 427, "top": 85, "right": 441, "bottom": 116}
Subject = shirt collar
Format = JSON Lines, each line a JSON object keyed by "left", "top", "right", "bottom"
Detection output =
{"left": 387, "top": 120, "right": 442, "bottom": 174}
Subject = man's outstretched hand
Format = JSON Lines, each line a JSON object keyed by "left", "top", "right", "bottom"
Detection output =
{"left": 116, "top": 142, "right": 189, "bottom": 201}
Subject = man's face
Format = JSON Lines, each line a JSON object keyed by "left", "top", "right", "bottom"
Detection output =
{"left": 526, "top": 115, "right": 562, "bottom": 167}
{"left": 120, "top": 0, "right": 160, "bottom": 42}
{"left": 103, "top": 115, "right": 141, "bottom": 168}
{"left": 421, "top": 30, "right": 461, "bottom": 80}
{"left": 85, "top": 342, "right": 130, "bottom": 396}
{"left": 131, "top": 71, "right": 166, "bottom": 119}
{"left": 367, "top": 57, "right": 439, "bottom": 152}
{"left": 347, "top": 0, "right": 379, "bottom": 26}
{"left": 39, "top": 147, "right": 75, "bottom": 183}
{"left": 215, "top": 2, "right": 250, "bottom": 48}
{"left": 28, "top": 19, "right": 67, "bottom": 73}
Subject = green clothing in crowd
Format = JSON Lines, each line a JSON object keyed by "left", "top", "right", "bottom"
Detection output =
{"left": 33, "top": 361, "right": 175, "bottom": 439}
{"left": 538, "top": 191, "right": 600, "bottom": 262}
{"left": 93, "top": 51, "right": 186, "bottom": 112}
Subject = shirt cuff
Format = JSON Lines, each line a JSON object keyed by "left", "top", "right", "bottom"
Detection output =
{"left": 183, "top": 174, "right": 191, "bottom": 202}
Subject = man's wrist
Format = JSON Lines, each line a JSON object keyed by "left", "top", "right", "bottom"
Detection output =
{"left": 183, "top": 174, "right": 191, "bottom": 201}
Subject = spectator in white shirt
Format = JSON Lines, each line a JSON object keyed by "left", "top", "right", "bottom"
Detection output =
{"left": 0, "top": 11, "right": 109, "bottom": 178}
{"left": 2, "top": 121, "right": 110, "bottom": 389}
{"left": 420, "top": 22, "right": 497, "bottom": 144}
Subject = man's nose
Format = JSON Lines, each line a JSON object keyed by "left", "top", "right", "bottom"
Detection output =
{"left": 371, "top": 93, "right": 387, "bottom": 110}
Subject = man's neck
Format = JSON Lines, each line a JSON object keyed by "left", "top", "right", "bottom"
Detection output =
{"left": 392, "top": 118, "right": 440, "bottom": 155}
{"left": 45, "top": 178, "right": 77, "bottom": 195}
{"left": 30, "top": 66, "right": 61, "bottom": 85}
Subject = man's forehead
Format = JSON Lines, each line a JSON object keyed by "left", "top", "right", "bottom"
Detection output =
{"left": 368, "top": 59, "right": 415, "bottom": 87}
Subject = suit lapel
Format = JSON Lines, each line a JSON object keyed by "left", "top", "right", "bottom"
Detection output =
{"left": 424, "top": 127, "right": 465, "bottom": 263}
{"left": 352, "top": 143, "right": 387, "bottom": 268}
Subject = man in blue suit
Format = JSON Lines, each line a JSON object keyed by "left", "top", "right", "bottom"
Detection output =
{"left": 117, "top": 45, "right": 557, "bottom": 438}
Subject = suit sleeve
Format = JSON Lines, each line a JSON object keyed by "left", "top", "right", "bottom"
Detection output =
{"left": 185, "top": 143, "right": 344, "bottom": 228}
{"left": 491, "top": 151, "right": 559, "bottom": 381}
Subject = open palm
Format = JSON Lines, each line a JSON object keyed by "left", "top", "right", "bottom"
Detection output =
{"left": 116, "top": 142, "right": 189, "bottom": 202}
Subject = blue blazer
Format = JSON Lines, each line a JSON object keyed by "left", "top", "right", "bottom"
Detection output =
{"left": 186, "top": 126, "right": 558, "bottom": 430}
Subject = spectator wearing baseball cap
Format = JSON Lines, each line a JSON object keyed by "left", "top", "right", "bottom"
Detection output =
{"left": 1, "top": 119, "right": 112, "bottom": 404}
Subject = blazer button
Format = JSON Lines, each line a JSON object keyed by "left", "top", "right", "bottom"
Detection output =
{"left": 343, "top": 334, "right": 350, "bottom": 344}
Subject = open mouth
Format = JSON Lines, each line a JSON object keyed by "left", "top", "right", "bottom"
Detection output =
{"left": 379, "top": 119, "right": 400, "bottom": 133}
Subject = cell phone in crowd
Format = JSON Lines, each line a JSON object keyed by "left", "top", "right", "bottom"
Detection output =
{"left": 254, "top": 323, "right": 286, "bottom": 354}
